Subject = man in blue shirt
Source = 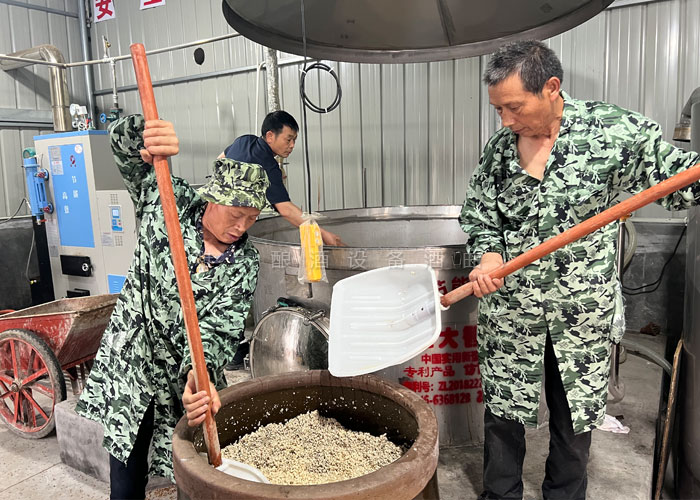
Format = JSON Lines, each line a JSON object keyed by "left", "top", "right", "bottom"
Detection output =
{"left": 221, "top": 110, "right": 345, "bottom": 246}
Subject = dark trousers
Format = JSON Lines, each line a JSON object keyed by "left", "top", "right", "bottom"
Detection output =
{"left": 482, "top": 333, "right": 592, "bottom": 500}
{"left": 109, "top": 400, "right": 155, "bottom": 500}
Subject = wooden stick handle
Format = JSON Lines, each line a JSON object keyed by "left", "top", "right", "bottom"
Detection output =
{"left": 654, "top": 339, "right": 683, "bottom": 500}
{"left": 441, "top": 163, "right": 700, "bottom": 308}
{"left": 130, "top": 43, "right": 222, "bottom": 467}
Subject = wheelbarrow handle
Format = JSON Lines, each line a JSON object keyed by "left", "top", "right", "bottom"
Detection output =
{"left": 130, "top": 43, "right": 222, "bottom": 467}
{"left": 441, "top": 162, "right": 700, "bottom": 308}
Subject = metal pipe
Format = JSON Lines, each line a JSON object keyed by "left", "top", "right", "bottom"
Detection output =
{"left": 617, "top": 220, "right": 626, "bottom": 284}
{"left": 0, "top": 0, "right": 77, "bottom": 18}
{"left": 608, "top": 219, "right": 627, "bottom": 404}
{"left": 0, "top": 53, "right": 63, "bottom": 69}
{"left": 103, "top": 37, "right": 120, "bottom": 112}
{"left": 628, "top": 217, "right": 687, "bottom": 225}
{"left": 78, "top": 0, "right": 97, "bottom": 126}
{"left": 692, "top": 101, "right": 700, "bottom": 152}
{"left": 0, "top": 45, "right": 71, "bottom": 132}
{"left": 674, "top": 87, "right": 700, "bottom": 142}
{"left": 620, "top": 337, "right": 673, "bottom": 376}
{"left": 622, "top": 219, "right": 637, "bottom": 269}
{"left": 255, "top": 60, "right": 266, "bottom": 133}
{"left": 0, "top": 34, "right": 244, "bottom": 130}
{"left": 63, "top": 32, "right": 242, "bottom": 68}
{"left": 94, "top": 56, "right": 308, "bottom": 96}
{"left": 0, "top": 33, "right": 242, "bottom": 70}
{"left": 265, "top": 48, "right": 280, "bottom": 113}
{"left": 110, "top": 59, "right": 118, "bottom": 109}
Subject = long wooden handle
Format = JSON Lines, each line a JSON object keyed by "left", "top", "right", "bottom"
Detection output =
{"left": 654, "top": 339, "right": 683, "bottom": 500}
{"left": 441, "top": 163, "right": 700, "bottom": 307}
{"left": 130, "top": 43, "right": 222, "bottom": 467}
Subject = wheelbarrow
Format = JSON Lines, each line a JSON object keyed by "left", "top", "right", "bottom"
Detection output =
{"left": 0, "top": 294, "right": 118, "bottom": 438}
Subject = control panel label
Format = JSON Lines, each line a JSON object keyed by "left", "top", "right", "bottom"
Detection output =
{"left": 51, "top": 143, "right": 95, "bottom": 248}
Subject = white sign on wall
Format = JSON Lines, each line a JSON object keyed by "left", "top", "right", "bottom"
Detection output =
{"left": 93, "top": 0, "right": 115, "bottom": 22}
{"left": 140, "top": 0, "right": 166, "bottom": 9}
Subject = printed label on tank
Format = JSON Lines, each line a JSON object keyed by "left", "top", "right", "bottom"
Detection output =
{"left": 107, "top": 274, "right": 126, "bottom": 294}
{"left": 399, "top": 322, "right": 483, "bottom": 407}
{"left": 49, "top": 146, "right": 63, "bottom": 175}
{"left": 51, "top": 143, "right": 95, "bottom": 248}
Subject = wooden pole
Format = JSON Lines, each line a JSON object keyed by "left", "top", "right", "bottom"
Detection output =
{"left": 654, "top": 339, "right": 683, "bottom": 500}
{"left": 129, "top": 43, "right": 222, "bottom": 467}
{"left": 441, "top": 163, "right": 700, "bottom": 308}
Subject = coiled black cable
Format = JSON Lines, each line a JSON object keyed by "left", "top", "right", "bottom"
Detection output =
{"left": 297, "top": 0, "right": 342, "bottom": 212}
{"left": 299, "top": 62, "right": 342, "bottom": 114}
{"left": 299, "top": 62, "right": 342, "bottom": 212}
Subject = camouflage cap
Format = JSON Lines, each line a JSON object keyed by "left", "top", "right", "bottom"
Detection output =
{"left": 197, "top": 159, "right": 270, "bottom": 210}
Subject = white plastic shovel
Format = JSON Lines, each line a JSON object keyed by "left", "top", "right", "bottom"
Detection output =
{"left": 200, "top": 452, "right": 270, "bottom": 483}
{"left": 328, "top": 264, "right": 442, "bottom": 377}
{"left": 217, "top": 459, "right": 270, "bottom": 483}
{"left": 328, "top": 160, "right": 700, "bottom": 377}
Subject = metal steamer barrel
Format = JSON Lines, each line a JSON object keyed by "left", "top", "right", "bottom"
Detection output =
{"left": 248, "top": 205, "right": 483, "bottom": 446}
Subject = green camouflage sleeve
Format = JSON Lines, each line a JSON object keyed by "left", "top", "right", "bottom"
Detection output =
{"left": 612, "top": 114, "right": 700, "bottom": 210}
{"left": 109, "top": 114, "right": 154, "bottom": 215}
{"left": 178, "top": 243, "right": 260, "bottom": 390}
{"left": 109, "top": 114, "right": 205, "bottom": 219}
{"left": 459, "top": 136, "right": 506, "bottom": 259}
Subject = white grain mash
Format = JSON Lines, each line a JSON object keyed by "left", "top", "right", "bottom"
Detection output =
{"left": 221, "top": 410, "right": 405, "bottom": 485}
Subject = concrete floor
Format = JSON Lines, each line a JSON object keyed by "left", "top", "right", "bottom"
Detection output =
{"left": 0, "top": 333, "right": 669, "bottom": 500}
{"left": 437, "top": 333, "right": 668, "bottom": 500}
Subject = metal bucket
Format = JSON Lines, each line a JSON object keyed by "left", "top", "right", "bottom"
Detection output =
{"left": 248, "top": 205, "right": 484, "bottom": 446}
{"left": 249, "top": 301, "right": 329, "bottom": 378}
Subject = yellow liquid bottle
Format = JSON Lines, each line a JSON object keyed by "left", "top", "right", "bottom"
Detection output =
{"left": 300, "top": 222, "right": 323, "bottom": 282}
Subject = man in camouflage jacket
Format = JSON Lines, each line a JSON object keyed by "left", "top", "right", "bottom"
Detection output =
{"left": 75, "top": 115, "right": 269, "bottom": 498}
{"left": 460, "top": 41, "right": 700, "bottom": 500}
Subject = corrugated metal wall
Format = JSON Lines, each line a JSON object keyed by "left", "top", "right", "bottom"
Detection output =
{"left": 1, "top": 0, "right": 698, "bottom": 219}
{"left": 0, "top": 0, "right": 87, "bottom": 218}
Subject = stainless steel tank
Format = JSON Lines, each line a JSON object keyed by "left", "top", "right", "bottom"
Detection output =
{"left": 248, "top": 205, "right": 484, "bottom": 446}
{"left": 679, "top": 98, "right": 700, "bottom": 498}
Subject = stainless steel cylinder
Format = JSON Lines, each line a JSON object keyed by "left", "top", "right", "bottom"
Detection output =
{"left": 248, "top": 205, "right": 484, "bottom": 446}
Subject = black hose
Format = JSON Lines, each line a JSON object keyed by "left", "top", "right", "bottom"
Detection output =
{"left": 299, "top": 62, "right": 342, "bottom": 212}
{"left": 300, "top": 62, "right": 342, "bottom": 114}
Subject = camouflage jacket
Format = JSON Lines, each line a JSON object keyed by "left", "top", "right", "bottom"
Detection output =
{"left": 76, "top": 115, "right": 259, "bottom": 479}
{"left": 460, "top": 91, "right": 700, "bottom": 433}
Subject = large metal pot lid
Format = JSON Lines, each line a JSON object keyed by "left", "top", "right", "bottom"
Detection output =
{"left": 222, "top": 0, "right": 614, "bottom": 63}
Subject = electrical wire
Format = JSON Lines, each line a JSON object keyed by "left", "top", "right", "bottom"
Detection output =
{"left": 301, "top": 90, "right": 313, "bottom": 212}
{"left": 300, "top": 0, "right": 312, "bottom": 213}
{"left": 0, "top": 198, "right": 29, "bottom": 225}
{"left": 24, "top": 228, "right": 35, "bottom": 282}
{"left": 298, "top": 0, "right": 342, "bottom": 212}
{"left": 300, "top": 62, "right": 342, "bottom": 114}
{"left": 0, "top": 197, "right": 37, "bottom": 283}
{"left": 622, "top": 226, "right": 686, "bottom": 296}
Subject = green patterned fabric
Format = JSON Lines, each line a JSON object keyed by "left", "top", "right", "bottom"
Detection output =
{"left": 75, "top": 115, "right": 259, "bottom": 479}
{"left": 460, "top": 91, "right": 700, "bottom": 434}
{"left": 197, "top": 159, "right": 269, "bottom": 211}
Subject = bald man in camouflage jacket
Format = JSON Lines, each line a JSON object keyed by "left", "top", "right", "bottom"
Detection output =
{"left": 76, "top": 115, "right": 269, "bottom": 499}
{"left": 461, "top": 41, "right": 700, "bottom": 500}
